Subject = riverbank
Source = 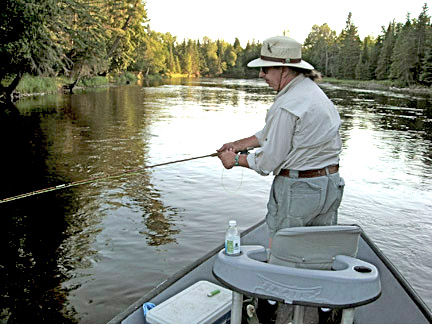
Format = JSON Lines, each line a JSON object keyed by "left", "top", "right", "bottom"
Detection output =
{"left": 2, "top": 73, "right": 141, "bottom": 101}
{"left": 322, "top": 77, "right": 432, "bottom": 96}
{"left": 4, "top": 73, "right": 432, "bottom": 100}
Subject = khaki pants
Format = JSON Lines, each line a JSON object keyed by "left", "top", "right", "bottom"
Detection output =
{"left": 266, "top": 172, "right": 345, "bottom": 238}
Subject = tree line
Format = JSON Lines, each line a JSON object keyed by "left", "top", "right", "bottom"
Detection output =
{"left": 303, "top": 6, "right": 432, "bottom": 87}
{"left": 1, "top": 1, "right": 431, "bottom": 103}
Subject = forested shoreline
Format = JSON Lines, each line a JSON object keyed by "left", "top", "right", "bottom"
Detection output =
{"left": 1, "top": 1, "right": 431, "bottom": 104}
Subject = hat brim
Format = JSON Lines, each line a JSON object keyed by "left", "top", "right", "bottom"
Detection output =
{"left": 247, "top": 58, "right": 314, "bottom": 70}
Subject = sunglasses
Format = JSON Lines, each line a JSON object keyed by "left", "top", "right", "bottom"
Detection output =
{"left": 260, "top": 67, "right": 270, "bottom": 74}
{"left": 260, "top": 66, "right": 280, "bottom": 74}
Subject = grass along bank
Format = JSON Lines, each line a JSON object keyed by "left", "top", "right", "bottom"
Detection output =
{"left": 322, "top": 77, "right": 432, "bottom": 96}
{"left": 6, "top": 73, "right": 140, "bottom": 99}
{"left": 6, "top": 74, "right": 432, "bottom": 99}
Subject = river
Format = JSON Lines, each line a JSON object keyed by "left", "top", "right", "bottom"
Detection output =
{"left": 0, "top": 78, "right": 431, "bottom": 323}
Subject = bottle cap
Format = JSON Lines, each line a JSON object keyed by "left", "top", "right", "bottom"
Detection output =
{"left": 229, "top": 220, "right": 237, "bottom": 226}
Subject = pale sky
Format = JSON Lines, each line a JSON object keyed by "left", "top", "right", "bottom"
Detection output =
{"left": 145, "top": 0, "right": 428, "bottom": 46}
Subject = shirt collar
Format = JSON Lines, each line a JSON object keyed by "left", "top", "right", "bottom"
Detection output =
{"left": 275, "top": 74, "right": 306, "bottom": 100}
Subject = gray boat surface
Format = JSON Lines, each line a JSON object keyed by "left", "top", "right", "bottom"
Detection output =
{"left": 107, "top": 220, "right": 432, "bottom": 324}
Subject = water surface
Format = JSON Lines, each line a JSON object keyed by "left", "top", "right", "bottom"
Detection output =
{"left": 0, "top": 78, "right": 431, "bottom": 323}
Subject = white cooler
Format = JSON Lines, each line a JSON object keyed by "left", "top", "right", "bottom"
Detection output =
{"left": 146, "top": 281, "right": 232, "bottom": 324}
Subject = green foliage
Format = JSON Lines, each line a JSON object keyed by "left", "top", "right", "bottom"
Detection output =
{"left": 0, "top": 0, "right": 64, "bottom": 78}
{"left": 1, "top": 0, "right": 431, "bottom": 99}
{"left": 389, "top": 17, "right": 417, "bottom": 85}
{"left": 420, "top": 29, "right": 432, "bottom": 85}
{"left": 304, "top": 5, "right": 432, "bottom": 85}
{"left": 355, "top": 36, "right": 374, "bottom": 80}
{"left": 105, "top": 0, "right": 149, "bottom": 72}
{"left": 303, "top": 23, "right": 337, "bottom": 76}
{"left": 376, "top": 22, "right": 398, "bottom": 80}
{"left": 323, "top": 77, "right": 394, "bottom": 89}
{"left": 131, "top": 29, "right": 171, "bottom": 75}
{"left": 58, "top": 0, "right": 110, "bottom": 79}
{"left": 336, "top": 12, "right": 362, "bottom": 79}
{"left": 0, "top": 0, "right": 149, "bottom": 97}
{"left": 79, "top": 76, "right": 109, "bottom": 87}
{"left": 15, "top": 75, "right": 58, "bottom": 94}
{"left": 111, "top": 72, "right": 138, "bottom": 85}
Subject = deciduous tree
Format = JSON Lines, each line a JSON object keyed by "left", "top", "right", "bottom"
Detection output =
{"left": 304, "top": 24, "right": 337, "bottom": 76}
{"left": 0, "top": 0, "right": 64, "bottom": 101}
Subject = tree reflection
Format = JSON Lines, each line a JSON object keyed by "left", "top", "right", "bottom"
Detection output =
{"left": 321, "top": 85, "right": 432, "bottom": 179}
{"left": 0, "top": 86, "right": 183, "bottom": 323}
{"left": 141, "top": 196, "right": 180, "bottom": 246}
{"left": 0, "top": 103, "right": 79, "bottom": 323}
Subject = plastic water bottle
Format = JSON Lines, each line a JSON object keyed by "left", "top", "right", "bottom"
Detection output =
{"left": 225, "top": 220, "right": 241, "bottom": 256}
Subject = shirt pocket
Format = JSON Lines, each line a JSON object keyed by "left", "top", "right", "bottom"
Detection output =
{"left": 288, "top": 180, "right": 326, "bottom": 220}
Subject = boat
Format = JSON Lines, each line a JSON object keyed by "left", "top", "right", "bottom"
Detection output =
{"left": 107, "top": 220, "right": 432, "bottom": 324}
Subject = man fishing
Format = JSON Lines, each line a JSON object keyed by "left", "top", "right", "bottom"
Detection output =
{"left": 217, "top": 35, "right": 345, "bottom": 324}
{"left": 217, "top": 35, "right": 344, "bottom": 251}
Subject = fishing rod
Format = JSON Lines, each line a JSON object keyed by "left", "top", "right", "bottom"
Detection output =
{"left": 0, "top": 152, "right": 218, "bottom": 204}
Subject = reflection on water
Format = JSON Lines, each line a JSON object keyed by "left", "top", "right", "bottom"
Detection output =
{"left": 0, "top": 87, "right": 180, "bottom": 323}
{"left": 140, "top": 194, "right": 180, "bottom": 246}
{"left": 0, "top": 103, "right": 79, "bottom": 323}
{"left": 0, "top": 79, "right": 431, "bottom": 323}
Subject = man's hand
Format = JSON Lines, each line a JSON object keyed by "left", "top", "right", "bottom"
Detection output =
{"left": 217, "top": 136, "right": 259, "bottom": 154}
{"left": 218, "top": 150, "right": 236, "bottom": 169}
{"left": 217, "top": 142, "right": 238, "bottom": 153}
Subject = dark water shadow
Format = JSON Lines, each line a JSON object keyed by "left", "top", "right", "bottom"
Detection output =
{"left": 0, "top": 103, "right": 80, "bottom": 323}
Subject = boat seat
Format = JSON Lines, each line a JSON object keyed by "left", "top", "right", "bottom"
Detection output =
{"left": 269, "top": 225, "right": 361, "bottom": 269}
{"left": 213, "top": 225, "right": 381, "bottom": 324}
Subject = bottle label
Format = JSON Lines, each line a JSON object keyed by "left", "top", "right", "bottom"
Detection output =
{"left": 225, "top": 237, "right": 240, "bottom": 255}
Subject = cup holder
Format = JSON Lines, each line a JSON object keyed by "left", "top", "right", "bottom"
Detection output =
{"left": 354, "top": 266, "right": 372, "bottom": 273}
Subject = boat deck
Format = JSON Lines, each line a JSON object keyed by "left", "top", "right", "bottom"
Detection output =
{"left": 108, "top": 221, "right": 432, "bottom": 324}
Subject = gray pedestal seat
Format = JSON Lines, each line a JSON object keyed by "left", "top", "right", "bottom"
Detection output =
{"left": 213, "top": 225, "right": 381, "bottom": 324}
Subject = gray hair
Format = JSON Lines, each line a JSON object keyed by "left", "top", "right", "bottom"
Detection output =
{"left": 288, "top": 67, "right": 322, "bottom": 82}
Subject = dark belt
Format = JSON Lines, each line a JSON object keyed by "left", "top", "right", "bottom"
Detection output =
{"left": 279, "top": 165, "right": 339, "bottom": 178}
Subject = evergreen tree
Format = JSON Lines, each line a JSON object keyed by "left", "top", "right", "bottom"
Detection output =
{"left": 419, "top": 27, "right": 432, "bottom": 85}
{"left": 414, "top": 3, "right": 430, "bottom": 81}
{"left": 216, "top": 40, "right": 227, "bottom": 75}
{"left": 224, "top": 44, "right": 237, "bottom": 68}
{"left": 369, "top": 34, "right": 384, "bottom": 79}
{"left": 233, "top": 38, "right": 242, "bottom": 54}
{"left": 355, "top": 36, "right": 374, "bottom": 80}
{"left": 192, "top": 40, "right": 202, "bottom": 76}
{"left": 183, "top": 39, "right": 200, "bottom": 77}
{"left": 242, "top": 40, "right": 261, "bottom": 78}
{"left": 376, "top": 21, "right": 397, "bottom": 79}
{"left": 201, "top": 37, "right": 219, "bottom": 76}
{"left": 177, "top": 39, "right": 187, "bottom": 73}
{"left": 390, "top": 16, "right": 417, "bottom": 85}
{"left": 166, "top": 40, "right": 177, "bottom": 74}
{"left": 337, "top": 12, "right": 362, "bottom": 79}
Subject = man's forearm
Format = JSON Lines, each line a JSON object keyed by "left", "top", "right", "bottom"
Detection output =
{"left": 233, "top": 135, "right": 260, "bottom": 151}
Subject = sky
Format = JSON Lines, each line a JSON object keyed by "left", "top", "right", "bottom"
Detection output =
{"left": 145, "top": 0, "right": 428, "bottom": 46}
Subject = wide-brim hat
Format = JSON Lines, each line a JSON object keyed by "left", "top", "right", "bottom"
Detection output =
{"left": 247, "top": 36, "right": 314, "bottom": 70}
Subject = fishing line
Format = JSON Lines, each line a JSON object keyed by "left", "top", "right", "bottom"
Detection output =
{"left": 0, "top": 152, "right": 218, "bottom": 204}
{"left": 220, "top": 149, "right": 255, "bottom": 194}
{"left": 221, "top": 167, "right": 244, "bottom": 194}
